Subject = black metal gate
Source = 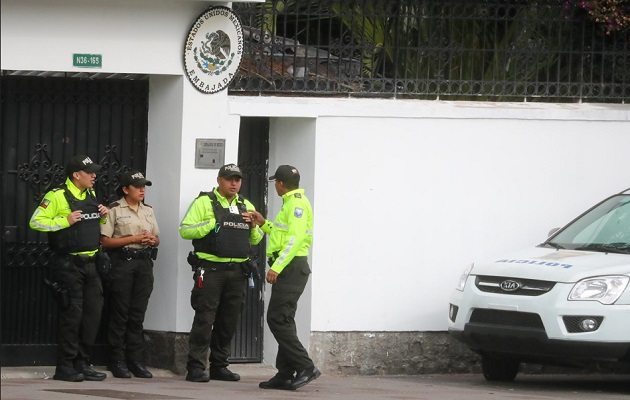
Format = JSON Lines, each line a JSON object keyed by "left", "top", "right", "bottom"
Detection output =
{"left": 232, "top": 117, "right": 269, "bottom": 362}
{"left": 0, "top": 75, "right": 149, "bottom": 366}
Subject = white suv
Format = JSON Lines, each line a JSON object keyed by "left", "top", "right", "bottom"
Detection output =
{"left": 448, "top": 188, "right": 630, "bottom": 381}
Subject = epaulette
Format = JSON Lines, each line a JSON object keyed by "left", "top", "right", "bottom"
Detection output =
{"left": 143, "top": 202, "right": 153, "bottom": 208}
{"left": 294, "top": 193, "right": 302, "bottom": 198}
{"left": 51, "top": 187, "right": 63, "bottom": 192}
{"left": 108, "top": 201, "right": 120, "bottom": 208}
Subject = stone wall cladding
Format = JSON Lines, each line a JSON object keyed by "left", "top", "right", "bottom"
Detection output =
{"left": 310, "top": 331, "right": 630, "bottom": 376}
{"left": 144, "top": 330, "right": 189, "bottom": 375}
{"left": 142, "top": 330, "right": 629, "bottom": 375}
{"left": 310, "top": 331, "right": 481, "bottom": 375}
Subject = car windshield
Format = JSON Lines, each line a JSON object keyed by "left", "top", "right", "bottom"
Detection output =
{"left": 543, "top": 194, "right": 630, "bottom": 254}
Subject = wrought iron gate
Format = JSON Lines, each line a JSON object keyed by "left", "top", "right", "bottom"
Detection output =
{"left": 232, "top": 117, "right": 269, "bottom": 362}
{"left": 0, "top": 75, "right": 149, "bottom": 366}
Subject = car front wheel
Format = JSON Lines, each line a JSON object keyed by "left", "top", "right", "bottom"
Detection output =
{"left": 481, "top": 355, "right": 520, "bottom": 382}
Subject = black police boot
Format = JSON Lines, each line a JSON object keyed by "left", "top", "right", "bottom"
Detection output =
{"left": 53, "top": 365, "right": 84, "bottom": 382}
{"left": 108, "top": 360, "right": 132, "bottom": 379}
{"left": 185, "top": 367, "right": 210, "bottom": 382}
{"left": 127, "top": 361, "right": 153, "bottom": 379}
{"left": 259, "top": 373, "right": 295, "bottom": 390}
{"left": 74, "top": 359, "right": 106, "bottom": 381}
{"left": 209, "top": 366, "right": 240, "bottom": 381}
{"left": 290, "top": 367, "right": 321, "bottom": 390}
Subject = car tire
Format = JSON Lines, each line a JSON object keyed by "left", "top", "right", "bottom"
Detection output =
{"left": 481, "top": 355, "right": 520, "bottom": 382}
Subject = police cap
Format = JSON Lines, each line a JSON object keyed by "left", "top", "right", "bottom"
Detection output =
{"left": 269, "top": 165, "right": 300, "bottom": 186}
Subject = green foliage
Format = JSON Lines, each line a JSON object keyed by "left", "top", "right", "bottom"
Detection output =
{"left": 240, "top": 0, "right": 627, "bottom": 101}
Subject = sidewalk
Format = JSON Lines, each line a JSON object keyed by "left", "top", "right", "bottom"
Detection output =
{"left": 2, "top": 363, "right": 629, "bottom": 400}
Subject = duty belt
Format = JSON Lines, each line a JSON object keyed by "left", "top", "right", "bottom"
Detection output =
{"left": 72, "top": 254, "right": 96, "bottom": 266}
{"left": 199, "top": 259, "right": 242, "bottom": 271}
{"left": 119, "top": 247, "right": 154, "bottom": 260}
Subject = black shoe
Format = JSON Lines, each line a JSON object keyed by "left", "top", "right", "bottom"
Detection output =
{"left": 74, "top": 359, "right": 106, "bottom": 381}
{"left": 108, "top": 361, "right": 132, "bottom": 379}
{"left": 290, "top": 367, "right": 321, "bottom": 390}
{"left": 209, "top": 367, "right": 240, "bottom": 381}
{"left": 127, "top": 361, "right": 153, "bottom": 379}
{"left": 53, "top": 365, "right": 84, "bottom": 382}
{"left": 186, "top": 368, "right": 210, "bottom": 382}
{"left": 259, "top": 373, "right": 295, "bottom": 390}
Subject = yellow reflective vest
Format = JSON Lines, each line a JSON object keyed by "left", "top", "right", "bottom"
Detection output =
{"left": 262, "top": 188, "right": 313, "bottom": 274}
{"left": 179, "top": 188, "right": 263, "bottom": 262}
{"left": 29, "top": 178, "right": 107, "bottom": 256}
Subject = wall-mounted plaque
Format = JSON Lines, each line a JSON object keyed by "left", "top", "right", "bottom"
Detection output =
{"left": 195, "top": 138, "right": 225, "bottom": 168}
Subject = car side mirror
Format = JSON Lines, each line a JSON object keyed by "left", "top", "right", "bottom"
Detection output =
{"left": 547, "top": 227, "right": 560, "bottom": 237}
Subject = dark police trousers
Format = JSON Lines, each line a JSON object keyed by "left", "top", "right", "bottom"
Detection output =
{"left": 107, "top": 256, "right": 154, "bottom": 362}
{"left": 267, "top": 256, "right": 314, "bottom": 378}
{"left": 55, "top": 255, "right": 104, "bottom": 368}
{"left": 187, "top": 262, "right": 246, "bottom": 371}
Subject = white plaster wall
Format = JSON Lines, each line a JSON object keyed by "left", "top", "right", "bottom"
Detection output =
{"left": 230, "top": 97, "right": 630, "bottom": 334}
{"left": 263, "top": 117, "right": 316, "bottom": 364}
{"left": 0, "top": 0, "right": 219, "bottom": 74}
{"left": 145, "top": 75, "right": 185, "bottom": 332}
{"left": 145, "top": 76, "right": 241, "bottom": 333}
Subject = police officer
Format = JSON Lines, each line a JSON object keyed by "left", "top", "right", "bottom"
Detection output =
{"left": 251, "top": 165, "right": 320, "bottom": 391}
{"left": 100, "top": 170, "right": 160, "bottom": 379}
{"left": 179, "top": 163, "right": 263, "bottom": 383}
{"left": 29, "top": 155, "right": 109, "bottom": 382}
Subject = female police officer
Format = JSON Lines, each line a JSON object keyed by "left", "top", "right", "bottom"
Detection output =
{"left": 100, "top": 170, "right": 160, "bottom": 379}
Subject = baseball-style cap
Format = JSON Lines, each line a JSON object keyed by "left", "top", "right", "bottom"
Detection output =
{"left": 218, "top": 163, "right": 243, "bottom": 178}
{"left": 269, "top": 165, "right": 300, "bottom": 185}
{"left": 120, "top": 170, "right": 152, "bottom": 187}
{"left": 65, "top": 155, "right": 102, "bottom": 175}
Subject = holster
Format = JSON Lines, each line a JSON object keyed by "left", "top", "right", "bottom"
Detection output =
{"left": 44, "top": 277, "right": 70, "bottom": 310}
{"left": 51, "top": 253, "right": 73, "bottom": 285}
{"left": 95, "top": 250, "right": 112, "bottom": 279}
{"left": 242, "top": 258, "right": 261, "bottom": 280}
{"left": 187, "top": 251, "right": 201, "bottom": 271}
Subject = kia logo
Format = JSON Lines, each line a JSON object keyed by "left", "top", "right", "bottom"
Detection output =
{"left": 500, "top": 280, "right": 522, "bottom": 291}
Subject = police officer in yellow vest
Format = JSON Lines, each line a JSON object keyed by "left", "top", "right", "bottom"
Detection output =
{"left": 250, "top": 165, "right": 320, "bottom": 391}
{"left": 179, "top": 163, "right": 263, "bottom": 383}
{"left": 100, "top": 170, "right": 160, "bottom": 379}
{"left": 29, "top": 155, "right": 109, "bottom": 382}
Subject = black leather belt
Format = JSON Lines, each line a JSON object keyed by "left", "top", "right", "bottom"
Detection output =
{"left": 199, "top": 259, "right": 243, "bottom": 271}
{"left": 118, "top": 247, "right": 153, "bottom": 260}
{"left": 72, "top": 254, "right": 96, "bottom": 266}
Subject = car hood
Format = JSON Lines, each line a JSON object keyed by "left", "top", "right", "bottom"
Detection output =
{"left": 472, "top": 247, "right": 630, "bottom": 283}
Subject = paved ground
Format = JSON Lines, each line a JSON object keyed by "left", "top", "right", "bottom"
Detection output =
{"left": 1, "top": 364, "right": 629, "bottom": 400}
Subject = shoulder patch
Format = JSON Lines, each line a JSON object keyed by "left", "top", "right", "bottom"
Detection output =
{"left": 39, "top": 199, "right": 51, "bottom": 209}
{"left": 294, "top": 193, "right": 302, "bottom": 198}
{"left": 294, "top": 207, "right": 304, "bottom": 218}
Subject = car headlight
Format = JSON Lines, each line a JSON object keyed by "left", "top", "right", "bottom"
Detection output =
{"left": 456, "top": 263, "right": 474, "bottom": 291}
{"left": 568, "top": 275, "right": 630, "bottom": 305}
